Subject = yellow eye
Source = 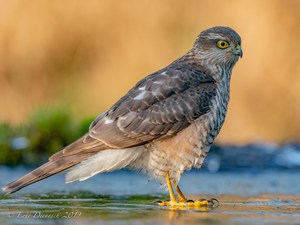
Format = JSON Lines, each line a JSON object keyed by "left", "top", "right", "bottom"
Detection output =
{"left": 217, "top": 40, "right": 229, "bottom": 49}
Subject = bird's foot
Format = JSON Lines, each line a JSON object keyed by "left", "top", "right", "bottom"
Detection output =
{"left": 155, "top": 198, "right": 219, "bottom": 209}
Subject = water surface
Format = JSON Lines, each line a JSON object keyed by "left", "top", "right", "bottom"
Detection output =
{"left": 0, "top": 168, "right": 299, "bottom": 225}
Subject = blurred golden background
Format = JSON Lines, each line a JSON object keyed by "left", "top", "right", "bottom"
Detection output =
{"left": 0, "top": 0, "right": 300, "bottom": 144}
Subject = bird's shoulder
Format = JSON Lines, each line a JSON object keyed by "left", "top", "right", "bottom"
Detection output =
{"left": 105, "top": 61, "right": 216, "bottom": 120}
{"left": 51, "top": 61, "right": 218, "bottom": 160}
{"left": 85, "top": 61, "right": 217, "bottom": 148}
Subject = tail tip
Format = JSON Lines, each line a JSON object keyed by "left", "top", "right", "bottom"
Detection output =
{"left": 2, "top": 186, "right": 12, "bottom": 195}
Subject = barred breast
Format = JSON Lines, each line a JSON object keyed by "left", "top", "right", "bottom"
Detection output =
{"left": 194, "top": 69, "right": 231, "bottom": 168}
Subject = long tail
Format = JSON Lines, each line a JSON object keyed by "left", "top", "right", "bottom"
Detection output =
{"left": 2, "top": 132, "right": 108, "bottom": 194}
{"left": 2, "top": 154, "right": 92, "bottom": 194}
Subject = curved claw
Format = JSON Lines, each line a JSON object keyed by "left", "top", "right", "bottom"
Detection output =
{"left": 153, "top": 199, "right": 163, "bottom": 204}
{"left": 208, "top": 198, "right": 220, "bottom": 207}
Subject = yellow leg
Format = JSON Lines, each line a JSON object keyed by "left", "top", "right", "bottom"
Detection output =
{"left": 158, "top": 172, "right": 177, "bottom": 206}
{"left": 173, "top": 182, "right": 187, "bottom": 202}
{"left": 157, "top": 171, "right": 220, "bottom": 209}
{"left": 166, "top": 172, "right": 177, "bottom": 202}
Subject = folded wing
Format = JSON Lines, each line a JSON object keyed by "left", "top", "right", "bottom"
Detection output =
{"left": 2, "top": 64, "right": 216, "bottom": 194}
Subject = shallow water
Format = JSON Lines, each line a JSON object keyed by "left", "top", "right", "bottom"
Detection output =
{"left": 0, "top": 168, "right": 299, "bottom": 225}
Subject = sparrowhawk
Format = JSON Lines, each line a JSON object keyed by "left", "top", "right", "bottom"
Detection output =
{"left": 3, "top": 26, "right": 242, "bottom": 208}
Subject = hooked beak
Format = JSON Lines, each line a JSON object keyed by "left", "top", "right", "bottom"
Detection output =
{"left": 235, "top": 45, "right": 243, "bottom": 58}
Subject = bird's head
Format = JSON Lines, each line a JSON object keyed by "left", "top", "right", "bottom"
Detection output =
{"left": 193, "top": 26, "right": 242, "bottom": 69}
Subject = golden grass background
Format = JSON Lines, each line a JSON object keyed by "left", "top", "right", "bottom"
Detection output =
{"left": 0, "top": 0, "right": 300, "bottom": 144}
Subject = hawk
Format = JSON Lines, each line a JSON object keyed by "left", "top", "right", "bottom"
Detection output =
{"left": 3, "top": 26, "right": 242, "bottom": 207}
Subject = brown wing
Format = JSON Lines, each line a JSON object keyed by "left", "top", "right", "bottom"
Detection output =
{"left": 2, "top": 64, "right": 216, "bottom": 194}
{"left": 53, "top": 65, "right": 216, "bottom": 159}
{"left": 50, "top": 65, "right": 217, "bottom": 159}
{"left": 91, "top": 65, "right": 216, "bottom": 143}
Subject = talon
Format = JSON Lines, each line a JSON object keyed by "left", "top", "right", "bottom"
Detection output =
{"left": 208, "top": 198, "right": 220, "bottom": 207}
{"left": 159, "top": 172, "right": 219, "bottom": 209}
{"left": 153, "top": 199, "right": 163, "bottom": 204}
{"left": 157, "top": 198, "right": 219, "bottom": 209}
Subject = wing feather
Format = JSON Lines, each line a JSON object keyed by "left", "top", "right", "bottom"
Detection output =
{"left": 2, "top": 63, "right": 217, "bottom": 194}
{"left": 89, "top": 65, "right": 217, "bottom": 148}
{"left": 44, "top": 65, "right": 217, "bottom": 160}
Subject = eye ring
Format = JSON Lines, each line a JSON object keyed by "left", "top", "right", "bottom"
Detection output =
{"left": 217, "top": 40, "right": 229, "bottom": 49}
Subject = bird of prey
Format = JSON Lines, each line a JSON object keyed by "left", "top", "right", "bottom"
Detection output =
{"left": 3, "top": 26, "right": 242, "bottom": 208}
